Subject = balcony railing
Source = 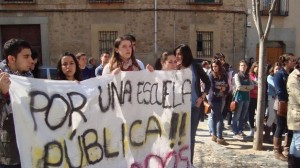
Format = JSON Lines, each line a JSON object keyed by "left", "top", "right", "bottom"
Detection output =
{"left": 89, "top": 0, "right": 125, "bottom": 3}
{"left": 187, "top": 0, "right": 222, "bottom": 5}
{"left": 0, "top": 0, "right": 35, "bottom": 4}
{"left": 260, "top": 0, "right": 289, "bottom": 16}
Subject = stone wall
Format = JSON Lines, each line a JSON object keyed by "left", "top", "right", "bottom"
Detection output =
{"left": 0, "top": 0, "right": 246, "bottom": 67}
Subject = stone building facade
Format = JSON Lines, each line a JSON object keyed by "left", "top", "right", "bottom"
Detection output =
{"left": 0, "top": 0, "right": 247, "bottom": 68}
{"left": 246, "top": 0, "right": 298, "bottom": 66}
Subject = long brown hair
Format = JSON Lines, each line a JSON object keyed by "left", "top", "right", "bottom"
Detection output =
{"left": 109, "top": 36, "right": 141, "bottom": 72}
{"left": 249, "top": 61, "right": 258, "bottom": 76}
{"left": 210, "top": 59, "right": 223, "bottom": 79}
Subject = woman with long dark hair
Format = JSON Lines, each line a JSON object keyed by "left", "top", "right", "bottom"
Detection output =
{"left": 265, "top": 62, "right": 282, "bottom": 143}
{"left": 56, "top": 52, "right": 82, "bottom": 81}
{"left": 174, "top": 44, "right": 211, "bottom": 165}
{"left": 208, "top": 59, "right": 229, "bottom": 145}
{"left": 248, "top": 61, "right": 259, "bottom": 137}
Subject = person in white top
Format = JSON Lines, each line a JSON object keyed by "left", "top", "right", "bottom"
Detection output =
{"left": 123, "top": 34, "right": 145, "bottom": 70}
{"left": 102, "top": 35, "right": 153, "bottom": 75}
{"left": 202, "top": 60, "right": 211, "bottom": 76}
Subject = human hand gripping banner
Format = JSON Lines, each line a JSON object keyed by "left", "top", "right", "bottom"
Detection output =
{"left": 9, "top": 69, "right": 192, "bottom": 168}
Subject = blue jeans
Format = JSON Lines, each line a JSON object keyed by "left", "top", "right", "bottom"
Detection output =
{"left": 208, "top": 97, "right": 225, "bottom": 133}
{"left": 208, "top": 114, "right": 212, "bottom": 134}
{"left": 190, "top": 106, "right": 202, "bottom": 163}
{"left": 290, "top": 130, "right": 300, "bottom": 158}
{"left": 209, "top": 100, "right": 223, "bottom": 138}
{"left": 232, "top": 100, "right": 250, "bottom": 134}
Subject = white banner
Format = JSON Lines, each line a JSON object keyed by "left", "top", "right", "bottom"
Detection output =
{"left": 9, "top": 69, "right": 192, "bottom": 168}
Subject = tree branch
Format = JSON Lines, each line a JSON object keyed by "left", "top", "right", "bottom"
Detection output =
{"left": 252, "top": 0, "right": 263, "bottom": 38}
{"left": 264, "top": 0, "right": 279, "bottom": 38}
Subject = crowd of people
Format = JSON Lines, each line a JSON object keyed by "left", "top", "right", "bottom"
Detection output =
{"left": 202, "top": 53, "right": 300, "bottom": 167}
{"left": 0, "top": 36, "right": 300, "bottom": 168}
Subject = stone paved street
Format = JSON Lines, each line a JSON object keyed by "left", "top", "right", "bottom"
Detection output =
{"left": 192, "top": 119, "right": 288, "bottom": 168}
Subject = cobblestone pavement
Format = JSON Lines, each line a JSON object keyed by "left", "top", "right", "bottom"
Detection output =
{"left": 192, "top": 119, "right": 288, "bottom": 168}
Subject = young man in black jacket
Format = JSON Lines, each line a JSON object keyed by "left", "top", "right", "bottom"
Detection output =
{"left": 0, "top": 38, "right": 34, "bottom": 167}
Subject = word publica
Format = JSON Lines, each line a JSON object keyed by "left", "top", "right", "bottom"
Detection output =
{"left": 37, "top": 113, "right": 189, "bottom": 167}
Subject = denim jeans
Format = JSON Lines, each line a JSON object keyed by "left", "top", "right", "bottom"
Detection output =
{"left": 274, "top": 115, "right": 288, "bottom": 138}
{"left": 209, "top": 100, "right": 223, "bottom": 138}
{"left": 208, "top": 114, "right": 212, "bottom": 134}
{"left": 266, "top": 96, "right": 276, "bottom": 127}
{"left": 222, "top": 93, "right": 233, "bottom": 122}
{"left": 232, "top": 100, "right": 250, "bottom": 134}
{"left": 190, "top": 106, "right": 202, "bottom": 163}
{"left": 248, "top": 98, "right": 257, "bottom": 129}
{"left": 208, "top": 97, "right": 225, "bottom": 134}
{"left": 290, "top": 130, "right": 300, "bottom": 158}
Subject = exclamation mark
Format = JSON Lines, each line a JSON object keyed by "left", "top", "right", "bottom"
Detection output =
{"left": 169, "top": 113, "right": 179, "bottom": 148}
{"left": 178, "top": 112, "right": 187, "bottom": 146}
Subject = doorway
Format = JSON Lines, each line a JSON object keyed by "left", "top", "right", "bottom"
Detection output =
{"left": 1, "top": 24, "right": 42, "bottom": 64}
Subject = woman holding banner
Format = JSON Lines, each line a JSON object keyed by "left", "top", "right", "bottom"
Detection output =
{"left": 160, "top": 51, "right": 177, "bottom": 71}
{"left": 102, "top": 35, "right": 153, "bottom": 75}
{"left": 174, "top": 44, "right": 211, "bottom": 166}
{"left": 56, "top": 52, "right": 82, "bottom": 81}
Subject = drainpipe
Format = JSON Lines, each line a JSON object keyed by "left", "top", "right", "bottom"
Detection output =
{"left": 232, "top": 13, "right": 236, "bottom": 67}
{"left": 154, "top": 0, "right": 157, "bottom": 58}
{"left": 244, "top": 11, "right": 248, "bottom": 63}
{"left": 173, "top": 13, "right": 176, "bottom": 48}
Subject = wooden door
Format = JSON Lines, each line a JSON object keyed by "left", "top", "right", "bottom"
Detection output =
{"left": 1, "top": 25, "right": 42, "bottom": 64}
{"left": 256, "top": 46, "right": 284, "bottom": 66}
{"left": 266, "top": 47, "right": 284, "bottom": 65}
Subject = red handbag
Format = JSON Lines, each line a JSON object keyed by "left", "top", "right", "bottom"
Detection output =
{"left": 230, "top": 101, "right": 238, "bottom": 112}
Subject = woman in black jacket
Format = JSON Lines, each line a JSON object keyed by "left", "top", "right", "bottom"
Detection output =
{"left": 174, "top": 44, "right": 211, "bottom": 165}
{"left": 273, "top": 53, "right": 296, "bottom": 161}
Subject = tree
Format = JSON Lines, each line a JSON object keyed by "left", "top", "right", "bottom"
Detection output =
{"left": 251, "top": 0, "right": 279, "bottom": 150}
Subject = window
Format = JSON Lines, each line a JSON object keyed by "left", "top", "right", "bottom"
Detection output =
{"left": 98, "top": 31, "right": 118, "bottom": 55}
{"left": 261, "top": 0, "right": 289, "bottom": 16}
{"left": 0, "top": 0, "right": 34, "bottom": 4}
{"left": 196, "top": 31, "right": 213, "bottom": 58}
{"left": 89, "top": 0, "right": 125, "bottom": 3}
{"left": 187, "top": 0, "right": 222, "bottom": 5}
